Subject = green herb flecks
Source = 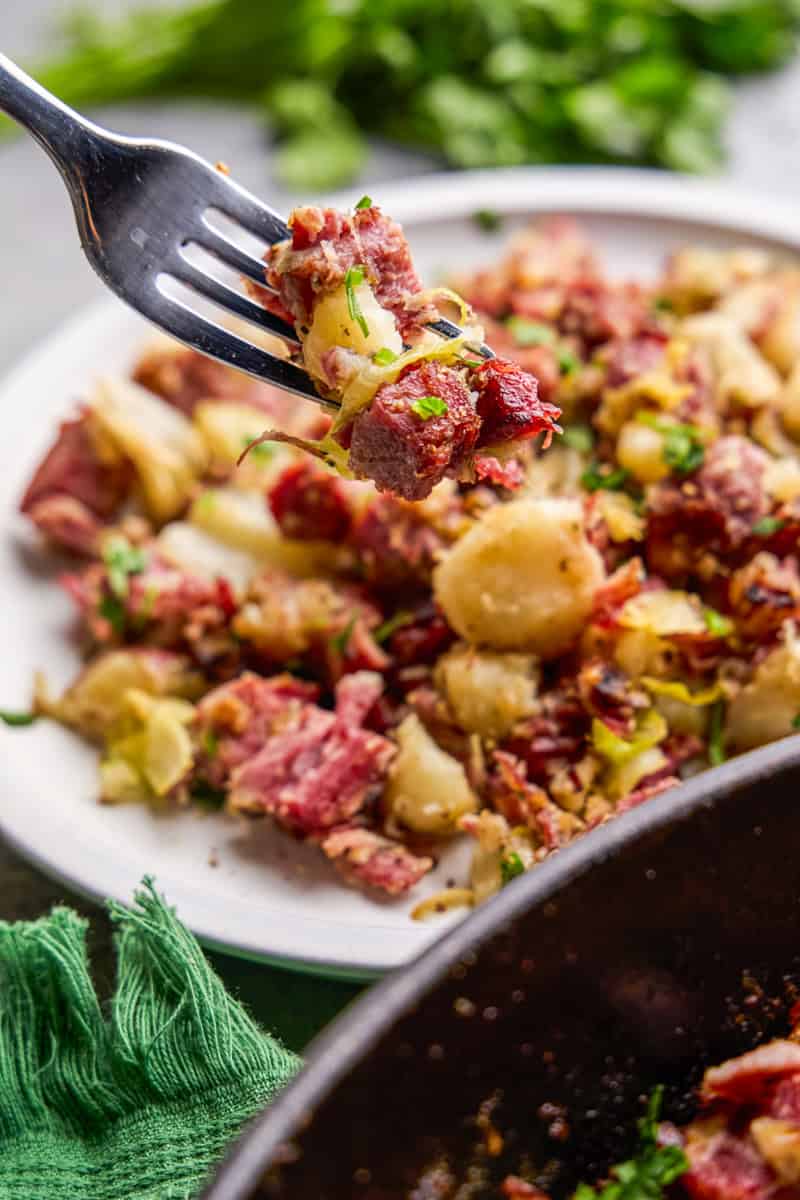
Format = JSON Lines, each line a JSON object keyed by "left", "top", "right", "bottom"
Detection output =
{"left": 557, "top": 347, "right": 580, "bottom": 375}
{"left": 562, "top": 424, "right": 595, "bottom": 454}
{"left": 636, "top": 412, "right": 705, "bottom": 477}
{"left": 203, "top": 730, "right": 220, "bottom": 759}
{"left": 581, "top": 462, "right": 630, "bottom": 493}
{"left": 355, "top": 194, "right": 372, "bottom": 209}
{"left": 344, "top": 264, "right": 370, "bottom": 338}
{"left": 0, "top": 710, "right": 38, "bottom": 727}
{"left": 753, "top": 516, "right": 785, "bottom": 536}
{"left": 373, "top": 347, "right": 398, "bottom": 366}
{"left": 473, "top": 209, "right": 502, "bottom": 233}
{"left": 708, "top": 699, "right": 726, "bottom": 767}
{"left": 703, "top": 608, "right": 733, "bottom": 639}
{"left": 103, "top": 536, "right": 146, "bottom": 599}
{"left": 506, "top": 317, "right": 555, "bottom": 347}
{"left": 411, "top": 395, "right": 448, "bottom": 420}
{"left": 500, "top": 851, "right": 525, "bottom": 886}
{"left": 190, "top": 779, "right": 227, "bottom": 811}
{"left": 574, "top": 1086, "right": 688, "bottom": 1200}
{"left": 374, "top": 610, "right": 414, "bottom": 644}
{"left": 793, "top": 712, "right": 800, "bottom": 730}
{"left": 98, "top": 594, "right": 126, "bottom": 635}
{"left": 330, "top": 616, "right": 357, "bottom": 657}
{"left": 653, "top": 296, "right": 675, "bottom": 313}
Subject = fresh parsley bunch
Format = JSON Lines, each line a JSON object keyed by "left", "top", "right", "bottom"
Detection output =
{"left": 574, "top": 1087, "right": 688, "bottom": 1200}
{"left": 7, "top": 0, "right": 800, "bottom": 189}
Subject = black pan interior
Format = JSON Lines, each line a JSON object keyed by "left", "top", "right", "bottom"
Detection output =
{"left": 208, "top": 739, "right": 800, "bottom": 1200}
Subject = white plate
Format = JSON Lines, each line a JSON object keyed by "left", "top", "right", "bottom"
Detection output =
{"left": 3, "top": 167, "right": 800, "bottom": 980}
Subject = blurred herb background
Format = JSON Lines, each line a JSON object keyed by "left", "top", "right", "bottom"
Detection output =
{"left": 10, "top": 0, "right": 800, "bottom": 190}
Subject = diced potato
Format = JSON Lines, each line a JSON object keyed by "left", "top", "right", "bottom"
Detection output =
{"left": 385, "top": 715, "right": 478, "bottom": 835}
{"left": 303, "top": 281, "right": 402, "bottom": 384}
{"left": 193, "top": 401, "right": 294, "bottom": 484}
{"left": 188, "top": 486, "right": 342, "bottom": 577}
{"left": 142, "top": 702, "right": 195, "bottom": 797}
{"left": 433, "top": 498, "right": 605, "bottom": 658}
{"left": 781, "top": 363, "right": 800, "bottom": 442}
{"left": 37, "top": 650, "right": 201, "bottom": 740}
{"left": 87, "top": 377, "right": 207, "bottom": 521}
{"left": 750, "top": 1118, "right": 800, "bottom": 1186}
{"left": 157, "top": 521, "right": 263, "bottom": 595}
{"left": 434, "top": 643, "right": 539, "bottom": 739}
{"left": 663, "top": 246, "right": 771, "bottom": 312}
{"left": 613, "top": 630, "right": 677, "bottom": 680}
{"left": 682, "top": 312, "right": 781, "bottom": 410}
{"left": 619, "top": 589, "right": 707, "bottom": 637}
{"left": 616, "top": 420, "right": 669, "bottom": 484}
{"left": 725, "top": 634, "right": 800, "bottom": 751}
{"left": 757, "top": 274, "right": 800, "bottom": 377}
{"left": 596, "top": 491, "right": 644, "bottom": 542}
{"left": 764, "top": 456, "right": 800, "bottom": 503}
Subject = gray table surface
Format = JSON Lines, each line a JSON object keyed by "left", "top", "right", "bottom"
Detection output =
{"left": 3, "top": 1, "right": 800, "bottom": 1043}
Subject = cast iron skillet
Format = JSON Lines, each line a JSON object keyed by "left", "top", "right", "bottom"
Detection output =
{"left": 205, "top": 736, "right": 800, "bottom": 1199}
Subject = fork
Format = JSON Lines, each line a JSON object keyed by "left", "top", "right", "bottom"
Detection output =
{"left": 0, "top": 53, "right": 492, "bottom": 413}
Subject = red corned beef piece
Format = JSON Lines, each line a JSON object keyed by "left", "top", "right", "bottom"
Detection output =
{"left": 683, "top": 1128, "right": 780, "bottom": 1200}
{"left": 472, "top": 359, "right": 561, "bottom": 448}
{"left": 133, "top": 341, "right": 299, "bottom": 420}
{"left": 769, "top": 1074, "right": 800, "bottom": 1122}
{"left": 501, "top": 1178, "right": 549, "bottom": 1199}
{"left": 195, "top": 671, "right": 320, "bottom": 788}
{"left": 474, "top": 456, "right": 525, "bottom": 490}
{"left": 603, "top": 332, "right": 668, "bottom": 388}
{"left": 702, "top": 1043, "right": 800, "bottom": 1107}
{"left": 350, "top": 496, "right": 450, "bottom": 587}
{"left": 334, "top": 670, "right": 384, "bottom": 728}
{"left": 230, "top": 708, "right": 394, "bottom": 835}
{"left": 266, "top": 204, "right": 436, "bottom": 338}
{"left": 347, "top": 361, "right": 480, "bottom": 501}
{"left": 728, "top": 553, "right": 800, "bottom": 644}
{"left": 321, "top": 827, "right": 433, "bottom": 895}
{"left": 227, "top": 671, "right": 394, "bottom": 836}
{"left": 267, "top": 459, "right": 352, "bottom": 542}
{"left": 21, "top": 413, "right": 132, "bottom": 552}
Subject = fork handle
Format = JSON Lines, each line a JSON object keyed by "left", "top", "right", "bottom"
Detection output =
{"left": 0, "top": 52, "right": 102, "bottom": 175}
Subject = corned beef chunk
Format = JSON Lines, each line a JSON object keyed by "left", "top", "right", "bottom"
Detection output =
{"left": 472, "top": 359, "right": 561, "bottom": 448}
{"left": 267, "top": 459, "right": 352, "bottom": 542}
{"left": 321, "top": 827, "right": 433, "bottom": 895}
{"left": 266, "top": 204, "right": 436, "bottom": 338}
{"left": 348, "top": 361, "right": 480, "bottom": 501}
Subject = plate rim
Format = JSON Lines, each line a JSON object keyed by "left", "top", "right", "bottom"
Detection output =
{"left": 4, "top": 165, "right": 800, "bottom": 980}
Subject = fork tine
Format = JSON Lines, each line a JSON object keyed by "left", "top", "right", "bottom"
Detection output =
{"left": 191, "top": 221, "right": 273, "bottom": 288}
{"left": 207, "top": 173, "right": 291, "bottom": 246}
{"left": 149, "top": 284, "right": 335, "bottom": 407}
{"left": 168, "top": 256, "right": 300, "bottom": 346}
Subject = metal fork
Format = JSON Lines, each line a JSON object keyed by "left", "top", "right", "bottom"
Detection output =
{"left": 0, "top": 53, "right": 492, "bottom": 413}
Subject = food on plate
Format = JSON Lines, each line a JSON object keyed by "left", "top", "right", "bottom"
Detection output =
{"left": 490, "top": 1030, "right": 800, "bottom": 1199}
{"left": 17, "top": 211, "right": 800, "bottom": 905}
{"left": 249, "top": 200, "right": 561, "bottom": 500}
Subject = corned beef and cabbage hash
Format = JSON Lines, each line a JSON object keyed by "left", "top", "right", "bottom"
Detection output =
{"left": 17, "top": 200, "right": 800, "bottom": 909}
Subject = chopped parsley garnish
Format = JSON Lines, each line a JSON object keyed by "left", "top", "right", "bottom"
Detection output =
{"left": 203, "top": 730, "right": 220, "bottom": 759}
{"left": 636, "top": 412, "right": 705, "bottom": 477}
{"left": 562, "top": 424, "right": 595, "bottom": 454}
{"left": 330, "top": 616, "right": 357, "bottom": 657}
{"left": 703, "top": 608, "right": 733, "bottom": 638}
{"left": 663, "top": 425, "right": 705, "bottom": 476}
{"left": 411, "top": 395, "right": 448, "bottom": 420}
{"left": 708, "top": 699, "right": 726, "bottom": 767}
{"left": 373, "top": 346, "right": 398, "bottom": 366}
{"left": 243, "top": 435, "right": 275, "bottom": 462}
{"left": 500, "top": 851, "right": 525, "bottom": 886}
{"left": 753, "top": 516, "right": 785, "bottom": 536}
{"left": 344, "top": 263, "right": 370, "bottom": 338}
{"left": 574, "top": 1087, "right": 687, "bottom": 1200}
{"left": 355, "top": 194, "right": 372, "bottom": 209}
{"left": 190, "top": 779, "right": 226, "bottom": 811}
{"left": 581, "top": 462, "right": 630, "bottom": 493}
{"left": 793, "top": 712, "right": 800, "bottom": 730}
{"left": 505, "top": 316, "right": 555, "bottom": 347}
{"left": 652, "top": 296, "right": 675, "bottom": 313}
{"left": 98, "top": 594, "right": 126, "bottom": 635}
{"left": 0, "top": 710, "right": 38, "bottom": 727}
{"left": 557, "top": 347, "right": 580, "bottom": 375}
{"left": 473, "top": 209, "right": 502, "bottom": 233}
{"left": 374, "top": 610, "right": 414, "bottom": 643}
{"left": 103, "top": 536, "right": 146, "bottom": 599}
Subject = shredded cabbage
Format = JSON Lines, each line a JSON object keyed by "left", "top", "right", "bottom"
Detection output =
{"left": 592, "top": 708, "right": 667, "bottom": 766}
{"left": 642, "top": 677, "right": 723, "bottom": 706}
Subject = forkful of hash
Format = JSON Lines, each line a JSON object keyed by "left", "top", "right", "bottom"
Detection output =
{"left": 0, "top": 52, "right": 560, "bottom": 502}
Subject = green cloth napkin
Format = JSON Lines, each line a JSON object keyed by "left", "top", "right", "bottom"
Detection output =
{"left": 0, "top": 879, "right": 301, "bottom": 1200}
